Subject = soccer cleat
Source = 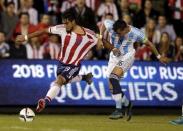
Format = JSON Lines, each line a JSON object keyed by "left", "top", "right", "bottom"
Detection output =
{"left": 109, "top": 109, "right": 123, "bottom": 120}
{"left": 169, "top": 117, "right": 183, "bottom": 125}
{"left": 125, "top": 101, "right": 133, "bottom": 121}
{"left": 83, "top": 73, "right": 93, "bottom": 85}
{"left": 36, "top": 99, "right": 46, "bottom": 113}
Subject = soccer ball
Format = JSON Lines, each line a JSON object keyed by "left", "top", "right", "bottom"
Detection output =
{"left": 19, "top": 108, "right": 35, "bottom": 122}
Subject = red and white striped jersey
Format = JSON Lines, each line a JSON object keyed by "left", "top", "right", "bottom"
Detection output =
{"left": 48, "top": 25, "right": 98, "bottom": 66}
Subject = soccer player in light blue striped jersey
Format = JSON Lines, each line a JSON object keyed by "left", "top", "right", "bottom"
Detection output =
{"left": 100, "top": 19, "right": 169, "bottom": 120}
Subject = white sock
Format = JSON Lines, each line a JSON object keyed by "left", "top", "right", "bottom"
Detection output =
{"left": 122, "top": 95, "right": 129, "bottom": 107}
{"left": 112, "top": 93, "right": 122, "bottom": 109}
{"left": 182, "top": 105, "right": 183, "bottom": 117}
{"left": 46, "top": 82, "right": 60, "bottom": 100}
{"left": 69, "top": 75, "right": 82, "bottom": 83}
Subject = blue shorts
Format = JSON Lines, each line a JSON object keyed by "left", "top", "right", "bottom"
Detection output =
{"left": 56, "top": 61, "right": 81, "bottom": 82}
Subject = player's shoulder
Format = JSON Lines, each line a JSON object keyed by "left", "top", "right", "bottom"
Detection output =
{"left": 131, "top": 26, "right": 141, "bottom": 32}
{"left": 55, "top": 24, "right": 65, "bottom": 29}
{"left": 131, "top": 26, "right": 144, "bottom": 35}
{"left": 83, "top": 27, "right": 96, "bottom": 36}
{"left": 49, "top": 24, "right": 65, "bottom": 30}
{"left": 49, "top": 24, "right": 66, "bottom": 34}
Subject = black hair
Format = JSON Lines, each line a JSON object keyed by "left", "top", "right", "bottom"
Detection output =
{"left": 6, "top": 1, "right": 15, "bottom": 7}
{"left": 19, "top": 12, "right": 29, "bottom": 18}
{"left": 62, "top": 10, "right": 76, "bottom": 22}
{"left": 113, "top": 20, "right": 127, "bottom": 32}
{"left": 141, "top": 0, "right": 152, "bottom": 9}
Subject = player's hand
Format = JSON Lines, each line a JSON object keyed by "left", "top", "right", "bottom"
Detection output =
{"left": 112, "top": 48, "right": 121, "bottom": 57}
{"left": 15, "top": 35, "right": 26, "bottom": 43}
{"left": 159, "top": 56, "right": 171, "bottom": 65}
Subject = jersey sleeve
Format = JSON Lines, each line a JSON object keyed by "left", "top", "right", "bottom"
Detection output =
{"left": 136, "top": 29, "right": 148, "bottom": 43}
{"left": 48, "top": 25, "right": 65, "bottom": 35}
{"left": 85, "top": 28, "right": 99, "bottom": 45}
{"left": 90, "top": 32, "right": 99, "bottom": 45}
{"left": 103, "top": 19, "right": 114, "bottom": 32}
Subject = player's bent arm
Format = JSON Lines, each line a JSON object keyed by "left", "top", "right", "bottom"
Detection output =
{"left": 96, "top": 39, "right": 104, "bottom": 50}
{"left": 145, "top": 40, "right": 170, "bottom": 64}
{"left": 102, "top": 39, "right": 114, "bottom": 51}
{"left": 99, "top": 23, "right": 106, "bottom": 39}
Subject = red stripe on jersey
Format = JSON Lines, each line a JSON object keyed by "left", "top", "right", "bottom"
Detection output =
{"left": 71, "top": 40, "right": 92, "bottom": 65}
{"left": 57, "top": 46, "right": 61, "bottom": 59}
{"left": 84, "top": 28, "right": 95, "bottom": 36}
{"left": 87, "top": 34, "right": 93, "bottom": 39}
{"left": 60, "top": 34, "right": 71, "bottom": 61}
{"left": 65, "top": 35, "right": 83, "bottom": 63}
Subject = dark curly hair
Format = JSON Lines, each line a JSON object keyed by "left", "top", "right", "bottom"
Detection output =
{"left": 113, "top": 20, "right": 127, "bottom": 32}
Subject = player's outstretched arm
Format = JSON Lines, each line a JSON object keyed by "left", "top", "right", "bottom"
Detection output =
{"left": 15, "top": 28, "right": 49, "bottom": 43}
{"left": 145, "top": 40, "right": 170, "bottom": 64}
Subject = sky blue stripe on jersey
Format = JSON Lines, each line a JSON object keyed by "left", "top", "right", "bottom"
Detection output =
{"left": 115, "top": 43, "right": 121, "bottom": 48}
{"left": 116, "top": 36, "right": 124, "bottom": 48}
{"left": 123, "top": 46, "right": 128, "bottom": 54}
{"left": 108, "top": 25, "right": 146, "bottom": 54}
{"left": 111, "top": 33, "right": 116, "bottom": 47}
{"left": 132, "top": 27, "right": 145, "bottom": 42}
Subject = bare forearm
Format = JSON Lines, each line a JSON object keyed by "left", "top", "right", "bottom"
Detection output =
{"left": 27, "top": 28, "right": 48, "bottom": 39}
{"left": 102, "top": 39, "right": 114, "bottom": 51}
{"left": 145, "top": 41, "right": 170, "bottom": 64}
{"left": 96, "top": 39, "right": 104, "bottom": 50}
{"left": 100, "top": 23, "right": 106, "bottom": 36}
{"left": 146, "top": 41, "right": 160, "bottom": 56}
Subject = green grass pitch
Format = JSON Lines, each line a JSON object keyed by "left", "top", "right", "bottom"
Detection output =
{"left": 0, "top": 115, "right": 182, "bottom": 131}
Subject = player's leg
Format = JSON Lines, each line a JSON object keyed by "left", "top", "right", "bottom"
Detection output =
{"left": 108, "top": 52, "right": 134, "bottom": 120}
{"left": 36, "top": 75, "right": 66, "bottom": 112}
{"left": 108, "top": 66, "right": 125, "bottom": 119}
{"left": 36, "top": 62, "right": 81, "bottom": 112}
{"left": 169, "top": 105, "right": 183, "bottom": 125}
{"left": 69, "top": 73, "right": 93, "bottom": 85}
{"left": 106, "top": 54, "right": 123, "bottom": 119}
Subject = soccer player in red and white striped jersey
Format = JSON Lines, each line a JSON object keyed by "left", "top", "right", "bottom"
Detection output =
{"left": 49, "top": 24, "right": 97, "bottom": 66}
{"left": 16, "top": 10, "right": 103, "bottom": 112}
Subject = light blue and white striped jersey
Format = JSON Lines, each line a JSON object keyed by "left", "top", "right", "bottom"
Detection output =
{"left": 104, "top": 19, "right": 148, "bottom": 55}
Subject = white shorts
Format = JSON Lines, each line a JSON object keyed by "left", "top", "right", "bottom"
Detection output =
{"left": 107, "top": 50, "right": 135, "bottom": 77}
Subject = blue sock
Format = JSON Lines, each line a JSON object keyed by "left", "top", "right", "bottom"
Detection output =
{"left": 109, "top": 73, "right": 123, "bottom": 110}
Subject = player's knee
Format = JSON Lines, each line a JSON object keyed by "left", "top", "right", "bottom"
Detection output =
{"left": 55, "top": 75, "right": 66, "bottom": 86}
{"left": 50, "top": 81, "right": 60, "bottom": 88}
{"left": 112, "top": 66, "right": 124, "bottom": 77}
{"left": 109, "top": 73, "right": 121, "bottom": 94}
{"left": 109, "top": 73, "right": 120, "bottom": 81}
